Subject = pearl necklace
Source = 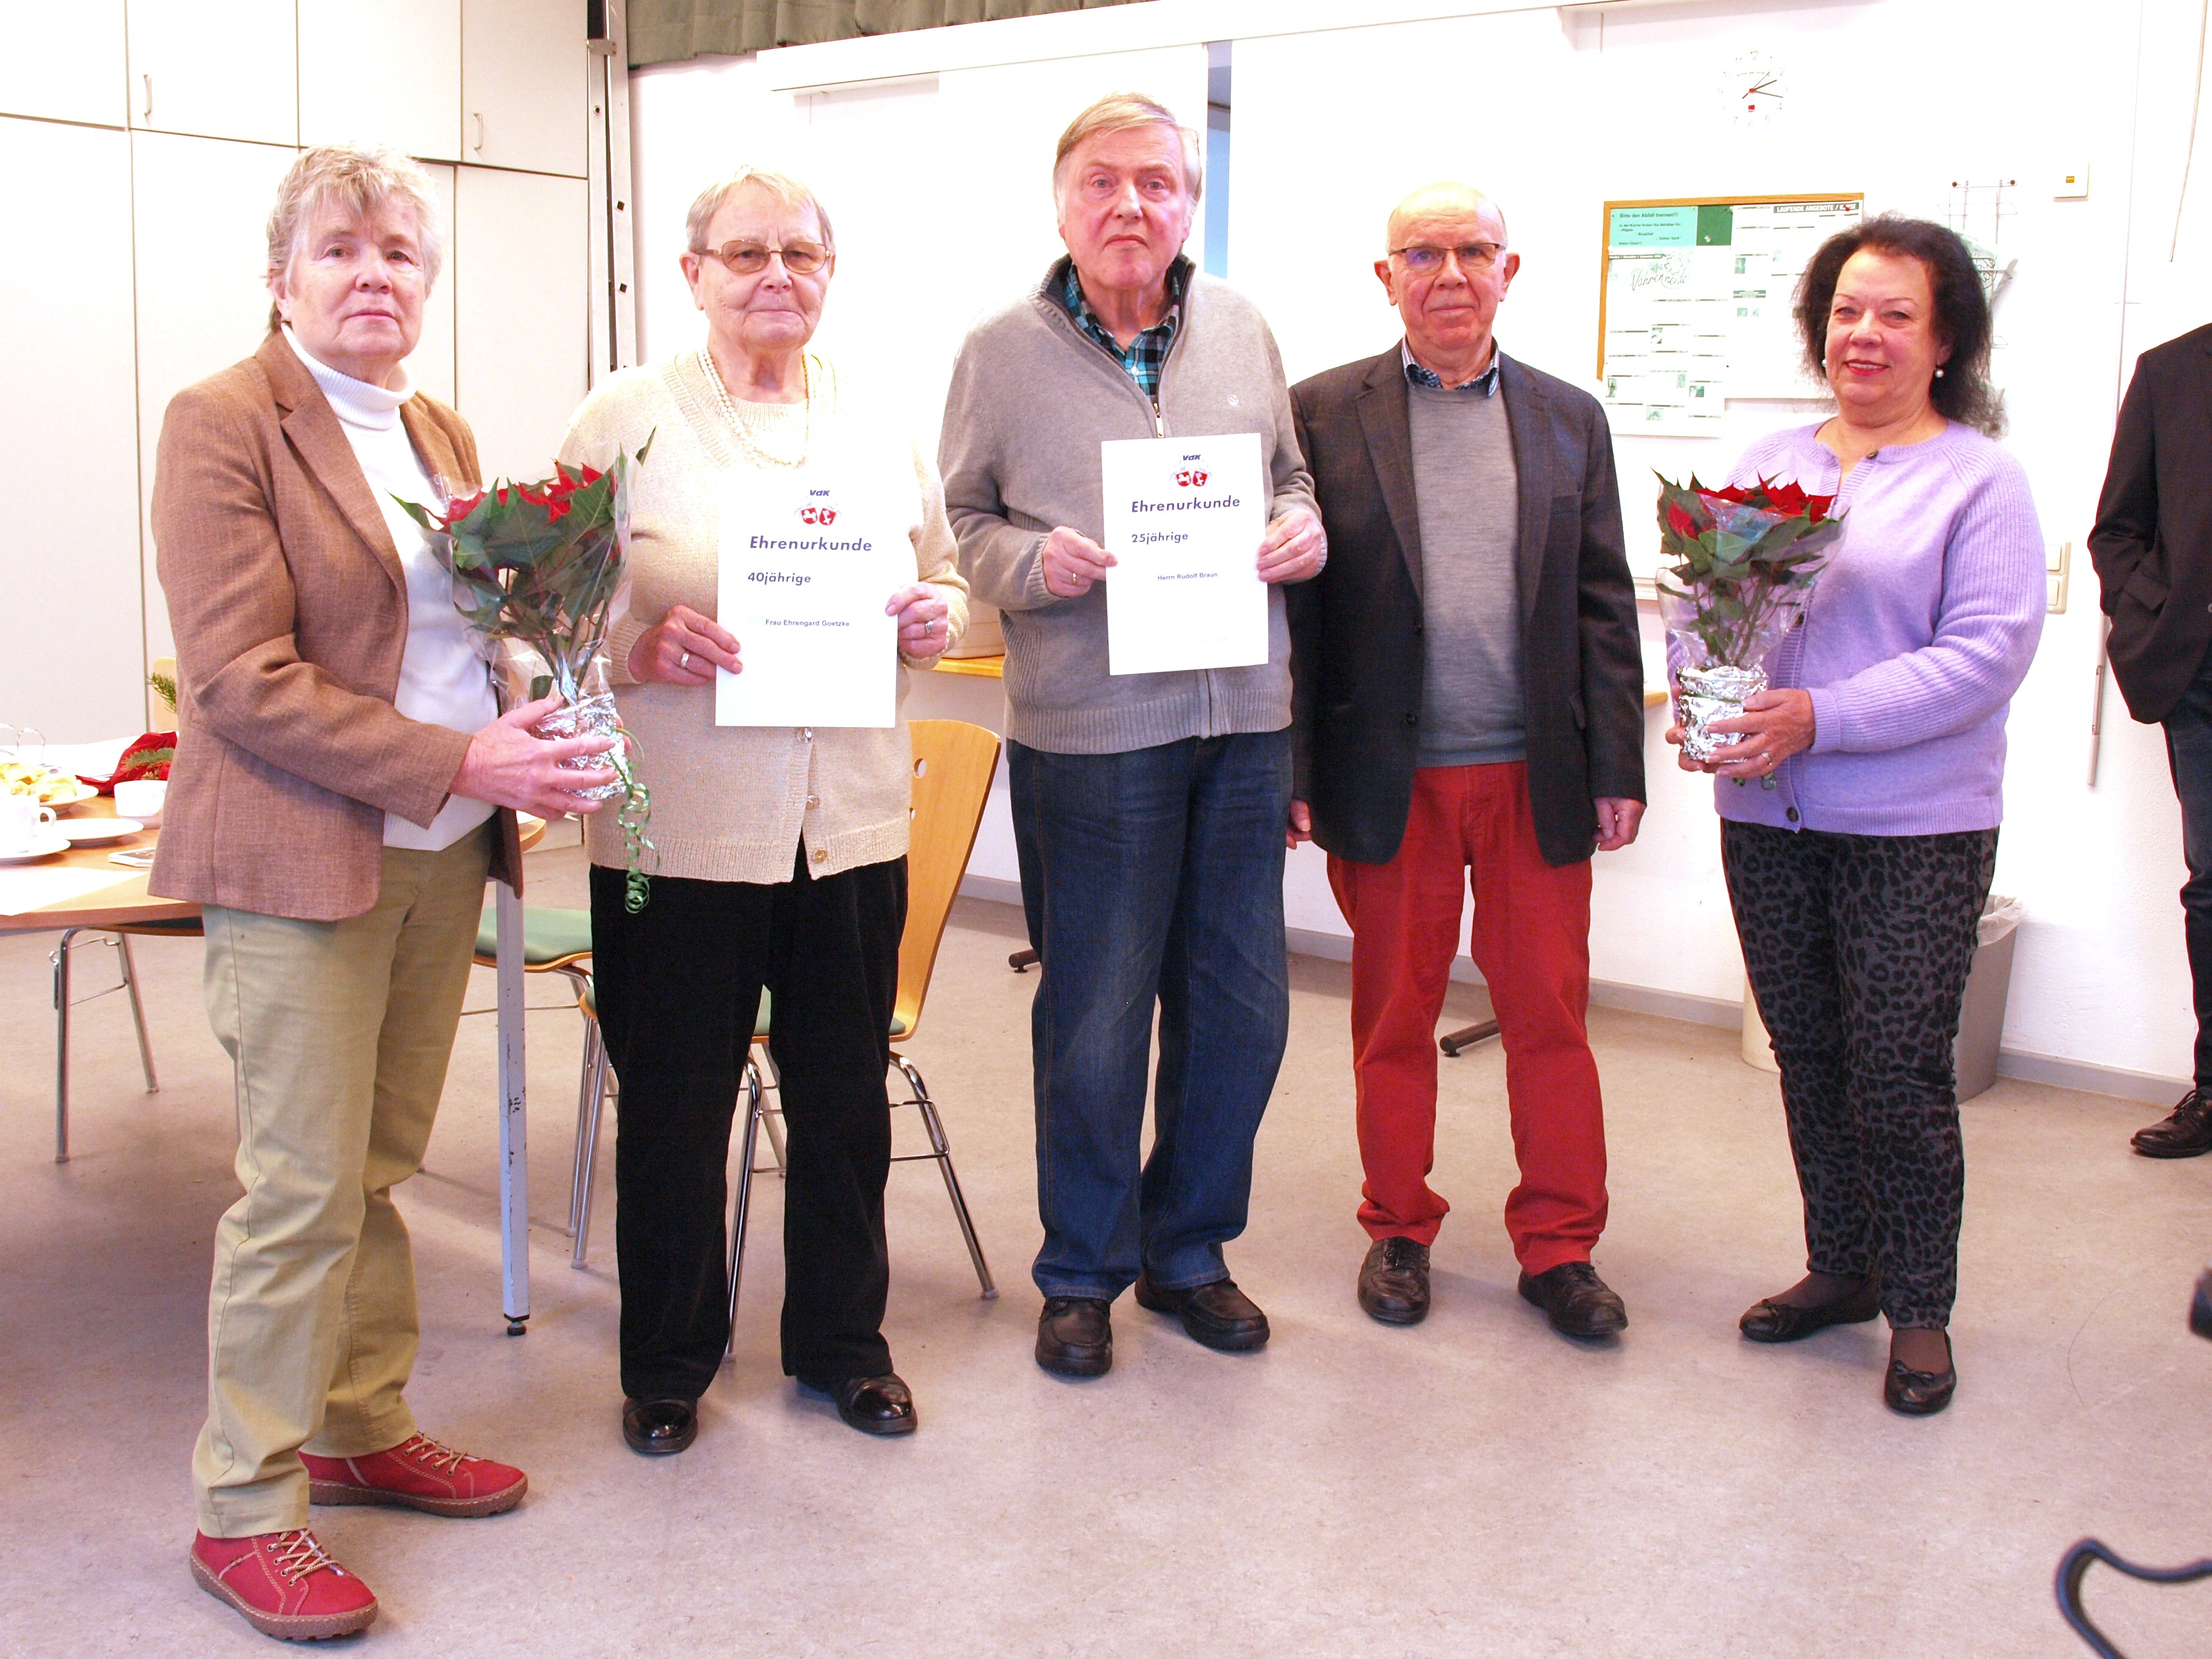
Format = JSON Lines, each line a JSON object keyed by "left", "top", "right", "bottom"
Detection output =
{"left": 698, "top": 348, "right": 813, "bottom": 469}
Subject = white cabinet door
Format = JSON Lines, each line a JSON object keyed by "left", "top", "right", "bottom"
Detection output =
{"left": 132, "top": 132, "right": 301, "bottom": 664}
{"left": 454, "top": 166, "right": 588, "bottom": 483}
{"left": 414, "top": 164, "right": 460, "bottom": 408}
{"left": 126, "top": 0, "right": 296, "bottom": 146}
{"left": 300, "top": 0, "right": 462, "bottom": 161}
{"left": 0, "top": 119, "right": 145, "bottom": 740}
{"left": 0, "top": 1, "right": 127, "bottom": 127}
{"left": 462, "top": 0, "right": 586, "bottom": 177}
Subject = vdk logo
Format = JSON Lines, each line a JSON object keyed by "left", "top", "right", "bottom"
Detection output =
{"left": 1173, "top": 469, "right": 1208, "bottom": 488}
{"left": 798, "top": 489, "right": 838, "bottom": 526}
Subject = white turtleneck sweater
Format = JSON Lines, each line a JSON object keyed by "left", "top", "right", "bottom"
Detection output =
{"left": 284, "top": 329, "right": 497, "bottom": 850}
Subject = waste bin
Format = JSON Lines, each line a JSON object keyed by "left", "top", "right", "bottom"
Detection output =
{"left": 1739, "top": 895, "right": 2023, "bottom": 1102}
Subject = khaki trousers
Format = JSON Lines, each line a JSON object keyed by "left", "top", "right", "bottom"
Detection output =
{"left": 192, "top": 827, "right": 491, "bottom": 1537}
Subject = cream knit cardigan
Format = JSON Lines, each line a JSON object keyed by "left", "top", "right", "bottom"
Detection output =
{"left": 559, "top": 352, "right": 968, "bottom": 885}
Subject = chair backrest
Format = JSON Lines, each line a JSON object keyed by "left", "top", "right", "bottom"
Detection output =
{"left": 894, "top": 719, "right": 1002, "bottom": 1045}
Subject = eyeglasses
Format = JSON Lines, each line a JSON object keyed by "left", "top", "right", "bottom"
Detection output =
{"left": 692, "top": 239, "right": 833, "bottom": 276}
{"left": 1391, "top": 242, "right": 1506, "bottom": 275}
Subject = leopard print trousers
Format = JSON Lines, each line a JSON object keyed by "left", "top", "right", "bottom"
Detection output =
{"left": 1721, "top": 820, "right": 1999, "bottom": 1330}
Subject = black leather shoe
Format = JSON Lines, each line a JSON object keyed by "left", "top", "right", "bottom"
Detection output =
{"left": 1517, "top": 1261, "right": 1628, "bottom": 1339}
{"left": 1740, "top": 1279, "right": 1881, "bottom": 1343}
{"left": 1133, "top": 1274, "right": 1270, "bottom": 1352}
{"left": 799, "top": 1373, "right": 917, "bottom": 1436}
{"left": 1036, "top": 1296, "right": 1113, "bottom": 1377}
{"left": 2132, "top": 1090, "right": 2212, "bottom": 1158}
{"left": 1885, "top": 1333, "right": 1957, "bottom": 1415}
{"left": 1358, "top": 1237, "right": 1432, "bottom": 1325}
{"left": 622, "top": 1396, "right": 697, "bottom": 1456}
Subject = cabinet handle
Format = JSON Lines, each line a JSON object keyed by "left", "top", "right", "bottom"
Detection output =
{"left": 473, "top": 112, "right": 484, "bottom": 152}
{"left": 142, "top": 73, "right": 152, "bottom": 120}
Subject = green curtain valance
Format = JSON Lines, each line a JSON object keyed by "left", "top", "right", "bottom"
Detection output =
{"left": 628, "top": 0, "right": 1149, "bottom": 68}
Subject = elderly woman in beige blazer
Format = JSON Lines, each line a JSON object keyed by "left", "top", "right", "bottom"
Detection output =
{"left": 152, "top": 143, "right": 612, "bottom": 1643}
{"left": 559, "top": 164, "right": 965, "bottom": 1456}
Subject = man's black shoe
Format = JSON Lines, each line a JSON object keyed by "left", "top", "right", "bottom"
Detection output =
{"left": 798, "top": 1373, "right": 917, "bottom": 1436}
{"left": 1358, "top": 1237, "right": 1432, "bottom": 1325}
{"left": 2132, "top": 1090, "right": 2212, "bottom": 1158}
{"left": 1133, "top": 1274, "right": 1270, "bottom": 1352}
{"left": 1517, "top": 1261, "right": 1628, "bottom": 1339}
{"left": 1036, "top": 1296, "right": 1113, "bottom": 1377}
{"left": 622, "top": 1396, "right": 697, "bottom": 1456}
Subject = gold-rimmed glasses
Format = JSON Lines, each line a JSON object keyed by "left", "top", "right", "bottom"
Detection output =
{"left": 692, "top": 239, "right": 833, "bottom": 276}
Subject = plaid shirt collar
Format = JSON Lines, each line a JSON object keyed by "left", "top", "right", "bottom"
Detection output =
{"left": 1402, "top": 338, "right": 1503, "bottom": 396}
{"left": 1059, "top": 256, "right": 1190, "bottom": 398}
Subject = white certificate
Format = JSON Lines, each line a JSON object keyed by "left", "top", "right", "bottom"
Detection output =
{"left": 716, "top": 471, "right": 908, "bottom": 728}
{"left": 1102, "top": 432, "right": 1268, "bottom": 676}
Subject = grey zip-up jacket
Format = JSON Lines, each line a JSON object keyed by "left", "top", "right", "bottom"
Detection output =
{"left": 938, "top": 256, "right": 1318, "bottom": 755}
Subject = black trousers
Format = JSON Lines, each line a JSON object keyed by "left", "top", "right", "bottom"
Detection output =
{"left": 2162, "top": 648, "right": 2212, "bottom": 1090}
{"left": 589, "top": 852, "right": 906, "bottom": 1399}
{"left": 1721, "top": 820, "right": 1997, "bottom": 1330}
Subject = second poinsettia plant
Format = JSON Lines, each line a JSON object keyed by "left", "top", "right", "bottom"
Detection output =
{"left": 400, "top": 438, "right": 658, "bottom": 910}
{"left": 1655, "top": 474, "right": 1846, "bottom": 764}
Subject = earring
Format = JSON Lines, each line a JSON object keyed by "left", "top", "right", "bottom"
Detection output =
{"left": 1934, "top": 367, "right": 1945, "bottom": 378}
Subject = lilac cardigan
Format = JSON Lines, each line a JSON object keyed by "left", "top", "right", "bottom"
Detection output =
{"left": 1706, "top": 421, "right": 2045, "bottom": 836}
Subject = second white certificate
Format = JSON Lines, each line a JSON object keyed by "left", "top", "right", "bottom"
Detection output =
{"left": 1102, "top": 432, "right": 1267, "bottom": 676}
{"left": 716, "top": 471, "right": 908, "bottom": 728}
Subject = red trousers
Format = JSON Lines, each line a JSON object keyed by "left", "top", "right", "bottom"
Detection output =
{"left": 1327, "top": 763, "right": 1608, "bottom": 1273}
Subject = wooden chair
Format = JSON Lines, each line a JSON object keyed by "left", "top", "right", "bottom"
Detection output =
{"left": 566, "top": 719, "right": 1002, "bottom": 1331}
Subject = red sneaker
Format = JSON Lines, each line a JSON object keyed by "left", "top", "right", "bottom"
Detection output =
{"left": 190, "top": 1529, "right": 378, "bottom": 1641}
{"left": 300, "top": 1432, "right": 527, "bottom": 1518}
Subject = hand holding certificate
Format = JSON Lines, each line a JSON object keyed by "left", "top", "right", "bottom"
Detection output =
{"left": 1102, "top": 432, "right": 1268, "bottom": 676}
{"left": 716, "top": 471, "right": 910, "bottom": 728}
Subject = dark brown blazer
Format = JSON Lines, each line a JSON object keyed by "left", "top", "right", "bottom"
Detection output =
{"left": 150, "top": 332, "right": 520, "bottom": 922}
{"left": 1287, "top": 347, "right": 1645, "bottom": 868}
{"left": 2090, "top": 322, "right": 2212, "bottom": 722}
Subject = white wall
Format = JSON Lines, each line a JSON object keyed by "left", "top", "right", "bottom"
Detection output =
{"left": 629, "top": 0, "right": 2212, "bottom": 1094}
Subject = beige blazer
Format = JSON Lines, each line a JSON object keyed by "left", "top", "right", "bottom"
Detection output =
{"left": 150, "top": 332, "right": 520, "bottom": 922}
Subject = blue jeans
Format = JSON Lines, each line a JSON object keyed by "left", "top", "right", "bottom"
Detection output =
{"left": 2165, "top": 649, "right": 2212, "bottom": 1089}
{"left": 1008, "top": 731, "right": 1293, "bottom": 1301}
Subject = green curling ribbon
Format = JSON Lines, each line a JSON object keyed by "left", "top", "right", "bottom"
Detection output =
{"left": 608, "top": 731, "right": 657, "bottom": 913}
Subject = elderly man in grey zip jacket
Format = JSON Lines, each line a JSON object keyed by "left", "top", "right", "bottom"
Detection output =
{"left": 939, "top": 92, "right": 1324, "bottom": 1381}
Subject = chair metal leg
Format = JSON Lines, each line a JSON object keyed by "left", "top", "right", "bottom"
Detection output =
{"left": 896, "top": 1054, "right": 996, "bottom": 1299}
{"left": 569, "top": 1017, "right": 601, "bottom": 1238}
{"left": 52, "top": 927, "right": 79, "bottom": 1164}
{"left": 571, "top": 1030, "right": 611, "bottom": 1269}
{"left": 115, "top": 934, "right": 159, "bottom": 1093}
{"left": 1439, "top": 1018, "right": 1502, "bottom": 1057}
{"left": 726, "top": 1059, "right": 764, "bottom": 1356}
{"left": 754, "top": 1047, "right": 788, "bottom": 1173}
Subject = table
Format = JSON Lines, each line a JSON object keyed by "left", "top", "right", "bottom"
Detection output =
{"left": 5, "top": 794, "right": 548, "bottom": 1334}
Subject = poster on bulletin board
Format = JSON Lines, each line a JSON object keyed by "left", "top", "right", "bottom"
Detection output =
{"left": 1597, "top": 195, "right": 1862, "bottom": 435}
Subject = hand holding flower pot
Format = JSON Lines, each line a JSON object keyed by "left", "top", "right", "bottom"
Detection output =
{"left": 1655, "top": 475, "right": 1845, "bottom": 766}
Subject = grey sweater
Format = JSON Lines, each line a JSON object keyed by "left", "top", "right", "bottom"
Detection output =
{"left": 939, "top": 258, "right": 1318, "bottom": 754}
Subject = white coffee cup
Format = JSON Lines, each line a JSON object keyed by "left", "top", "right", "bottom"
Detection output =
{"left": 0, "top": 795, "right": 58, "bottom": 853}
{"left": 115, "top": 778, "right": 168, "bottom": 825}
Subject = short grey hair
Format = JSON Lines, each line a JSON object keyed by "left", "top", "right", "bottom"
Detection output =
{"left": 685, "top": 166, "right": 836, "bottom": 253}
{"left": 266, "top": 144, "right": 445, "bottom": 329}
{"left": 1052, "top": 92, "right": 1202, "bottom": 204}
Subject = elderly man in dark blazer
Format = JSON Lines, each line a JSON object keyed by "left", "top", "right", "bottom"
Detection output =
{"left": 2091, "top": 321, "right": 2212, "bottom": 1158}
{"left": 1286, "top": 183, "right": 1646, "bottom": 1340}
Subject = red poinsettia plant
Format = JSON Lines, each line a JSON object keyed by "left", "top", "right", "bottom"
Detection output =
{"left": 1655, "top": 474, "right": 1845, "bottom": 669}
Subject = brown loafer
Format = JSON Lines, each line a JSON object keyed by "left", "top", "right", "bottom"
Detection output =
{"left": 1885, "top": 1333, "right": 1957, "bottom": 1415}
{"left": 1740, "top": 1280, "right": 1881, "bottom": 1344}
{"left": 1036, "top": 1296, "right": 1113, "bottom": 1378}
{"left": 1134, "top": 1273, "right": 1270, "bottom": 1352}
{"left": 1358, "top": 1237, "right": 1432, "bottom": 1326}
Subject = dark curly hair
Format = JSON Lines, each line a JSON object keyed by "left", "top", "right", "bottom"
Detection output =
{"left": 1794, "top": 213, "right": 2003, "bottom": 437}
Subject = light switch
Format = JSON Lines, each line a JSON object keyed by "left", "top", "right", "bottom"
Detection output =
{"left": 2056, "top": 164, "right": 2091, "bottom": 199}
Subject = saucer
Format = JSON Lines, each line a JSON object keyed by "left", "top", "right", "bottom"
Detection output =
{"left": 0, "top": 833, "right": 69, "bottom": 863}
{"left": 54, "top": 819, "right": 143, "bottom": 846}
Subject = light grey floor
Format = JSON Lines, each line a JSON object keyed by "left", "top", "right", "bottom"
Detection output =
{"left": 1, "top": 839, "right": 2207, "bottom": 1657}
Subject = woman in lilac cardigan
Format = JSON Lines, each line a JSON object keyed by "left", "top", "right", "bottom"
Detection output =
{"left": 1669, "top": 216, "right": 2045, "bottom": 1415}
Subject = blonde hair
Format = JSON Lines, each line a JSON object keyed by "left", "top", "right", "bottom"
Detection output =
{"left": 1051, "top": 92, "right": 1202, "bottom": 203}
{"left": 685, "top": 165, "right": 835, "bottom": 253}
{"left": 265, "top": 144, "right": 444, "bottom": 331}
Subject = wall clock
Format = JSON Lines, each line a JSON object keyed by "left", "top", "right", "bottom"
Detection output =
{"left": 1721, "top": 49, "right": 1788, "bottom": 127}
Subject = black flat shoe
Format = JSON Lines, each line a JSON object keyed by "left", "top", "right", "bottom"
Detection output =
{"left": 1358, "top": 1237, "right": 1432, "bottom": 1326}
{"left": 622, "top": 1396, "right": 697, "bottom": 1456}
{"left": 2132, "top": 1090, "right": 2212, "bottom": 1158}
{"left": 1517, "top": 1261, "right": 1627, "bottom": 1339}
{"left": 1133, "top": 1274, "right": 1270, "bottom": 1352}
{"left": 1036, "top": 1296, "right": 1113, "bottom": 1377}
{"left": 1885, "top": 1333, "right": 1957, "bottom": 1416}
{"left": 1740, "top": 1279, "right": 1881, "bottom": 1344}
{"left": 799, "top": 1373, "right": 916, "bottom": 1436}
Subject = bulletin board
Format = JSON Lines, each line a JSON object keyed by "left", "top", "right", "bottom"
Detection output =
{"left": 1597, "top": 194, "right": 1863, "bottom": 435}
